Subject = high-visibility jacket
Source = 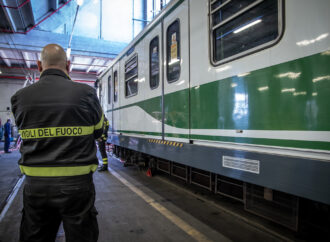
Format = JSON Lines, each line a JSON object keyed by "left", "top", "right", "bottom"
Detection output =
{"left": 11, "top": 69, "right": 104, "bottom": 177}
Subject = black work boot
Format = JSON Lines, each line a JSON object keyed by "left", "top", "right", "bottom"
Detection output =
{"left": 98, "top": 164, "right": 108, "bottom": 172}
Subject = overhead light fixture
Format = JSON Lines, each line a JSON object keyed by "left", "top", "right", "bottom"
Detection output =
{"left": 76, "top": 0, "right": 84, "bottom": 6}
{"left": 234, "top": 19, "right": 262, "bottom": 34}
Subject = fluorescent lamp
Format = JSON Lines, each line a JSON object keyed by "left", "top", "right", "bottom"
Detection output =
{"left": 66, "top": 48, "right": 71, "bottom": 59}
{"left": 76, "top": 0, "right": 84, "bottom": 6}
{"left": 234, "top": 19, "right": 262, "bottom": 34}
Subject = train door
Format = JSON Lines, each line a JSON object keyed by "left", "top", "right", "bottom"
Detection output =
{"left": 144, "top": 22, "right": 163, "bottom": 139}
{"left": 112, "top": 63, "right": 120, "bottom": 133}
{"left": 106, "top": 69, "right": 113, "bottom": 133}
{"left": 163, "top": 0, "right": 190, "bottom": 141}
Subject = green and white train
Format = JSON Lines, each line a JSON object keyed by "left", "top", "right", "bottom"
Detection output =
{"left": 98, "top": 0, "right": 330, "bottom": 230}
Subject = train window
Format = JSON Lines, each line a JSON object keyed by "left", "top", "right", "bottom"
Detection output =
{"left": 125, "top": 55, "right": 138, "bottom": 97}
{"left": 166, "top": 20, "right": 181, "bottom": 83}
{"left": 113, "top": 71, "right": 118, "bottom": 102}
{"left": 210, "top": 0, "right": 283, "bottom": 64}
{"left": 149, "top": 36, "right": 160, "bottom": 89}
{"left": 107, "top": 75, "right": 111, "bottom": 104}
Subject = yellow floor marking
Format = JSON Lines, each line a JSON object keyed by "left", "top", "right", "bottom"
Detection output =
{"left": 108, "top": 167, "right": 214, "bottom": 242}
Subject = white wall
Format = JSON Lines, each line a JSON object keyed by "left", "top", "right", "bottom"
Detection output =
{"left": 0, "top": 79, "right": 24, "bottom": 127}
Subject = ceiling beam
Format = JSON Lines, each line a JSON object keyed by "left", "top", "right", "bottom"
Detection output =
{"left": 69, "top": 56, "right": 74, "bottom": 72}
{"left": 0, "top": 49, "right": 11, "bottom": 66}
{"left": 49, "top": 0, "right": 59, "bottom": 10}
{"left": 0, "top": 0, "right": 18, "bottom": 32}
{"left": 86, "top": 58, "right": 95, "bottom": 73}
{"left": 0, "top": 30, "right": 123, "bottom": 59}
{"left": 22, "top": 51, "right": 30, "bottom": 68}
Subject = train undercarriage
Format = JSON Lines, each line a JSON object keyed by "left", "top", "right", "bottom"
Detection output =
{"left": 111, "top": 144, "right": 330, "bottom": 240}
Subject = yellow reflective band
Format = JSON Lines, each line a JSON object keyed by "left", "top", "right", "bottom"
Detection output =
{"left": 19, "top": 126, "right": 94, "bottom": 140}
{"left": 95, "top": 114, "right": 104, "bottom": 130}
{"left": 19, "top": 164, "right": 98, "bottom": 177}
{"left": 102, "top": 158, "right": 108, "bottom": 161}
{"left": 102, "top": 162, "right": 108, "bottom": 165}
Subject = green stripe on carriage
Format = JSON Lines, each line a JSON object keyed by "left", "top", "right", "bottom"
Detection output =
{"left": 108, "top": 51, "right": 330, "bottom": 131}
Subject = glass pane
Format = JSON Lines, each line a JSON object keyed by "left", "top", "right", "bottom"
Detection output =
{"left": 212, "top": 0, "right": 256, "bottom": 26}
{"left": 150, "top": 36, "right": 160, "bottom": 89}
{"left": 125, "top": 56, "right": 138, "bottom": 80}
{"left": 113, "top": 71, "right": 118, "bottom": 102}
{"left": 213, "top": 0, "right": 278, "bottom": 62}
{"left": 108, "top": 75, "right": 111, "bottom": 104}
{"left": 211, "top": 0, "right": 224, "bottom": 11}
{"left": 125, "top": 78, "right": 138, "bottom": 96}
{"left": 125, "top": 55, "right": 138, "bottom": 97}
{"left": 167, "top": 20, "right": 180, "bottom": 83}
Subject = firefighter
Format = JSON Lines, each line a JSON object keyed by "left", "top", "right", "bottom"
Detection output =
{"left": 11, "top": 44, "right": 102, "bottom": 242}
{"left": 98, "top": 115, "right": 109, "bottom": 172}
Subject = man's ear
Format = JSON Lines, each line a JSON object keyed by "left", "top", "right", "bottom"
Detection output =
{"left": 66, "top": 60, "right": 71, "bottom": 73}
{"left": 37, "top": 61, "right": 43, "bottom": 73}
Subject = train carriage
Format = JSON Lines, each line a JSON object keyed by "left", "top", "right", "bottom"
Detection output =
{"left": 98, "top": 0, "right": 330, "bottom": 231}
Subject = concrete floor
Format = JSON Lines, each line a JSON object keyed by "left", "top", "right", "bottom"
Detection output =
{"left": 0, "top": 149, "right": 291, "bottom": 242}
{"left": 0, "top": 142, "right": 21, "bottom": 212}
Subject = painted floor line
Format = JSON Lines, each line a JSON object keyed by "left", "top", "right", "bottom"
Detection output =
{"left": 108, "top": 165, "right": 217, "bottom": 242}
{"left": 156, "top": 176, "right": 293, "bottom": 242}
{"left": 0, "top": 175, "right": 25, "bottom": 223}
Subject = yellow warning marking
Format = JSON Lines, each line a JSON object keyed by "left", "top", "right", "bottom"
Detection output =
{"left": 109, "top": 167, "right": 213, "bottom": 242}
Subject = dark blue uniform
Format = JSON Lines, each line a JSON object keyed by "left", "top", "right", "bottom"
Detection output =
{"left": 4, "top": 120, "right": 11, "bottom": 153}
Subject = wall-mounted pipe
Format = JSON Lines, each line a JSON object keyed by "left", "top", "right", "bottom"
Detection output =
{"left": 0, "top": 75, "right": 95, "bottom": 83}
{"left": 0, "top": 57, "right": 110, "bottom": 67}
{"left": 0, "top": 65, "right": 98, "bottom": 75}
{"left": 0, "top": 0, "right": 30, "bottom": 9}
{"left": 0, "top": 0, "right": 73, "bottom": 34}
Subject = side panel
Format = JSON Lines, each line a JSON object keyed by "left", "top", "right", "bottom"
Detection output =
{"left": 163, "top": 0, "right": 190, "bottom": 142}
{"left": 118, "top": 24, "right": 163, "bottom": 139}
{"left": 189, "top": 0, "right": 330, "bottom": 152}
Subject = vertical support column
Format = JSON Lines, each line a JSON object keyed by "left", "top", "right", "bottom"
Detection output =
{"left": 132, "top": 0, "right": 134, "bottom": 38}
{"left": 142, "top": 0, "right": 147, "bottom": 29}
{"left": 99, "top": 0, "right": 102, "bottom": 39}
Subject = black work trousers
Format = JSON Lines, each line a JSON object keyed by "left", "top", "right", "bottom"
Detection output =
{"left": 20, "top": 173, "right": 99, "bottom": 242}
{"left": 98, "top": 139, "right": 107, "bottom": 163}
